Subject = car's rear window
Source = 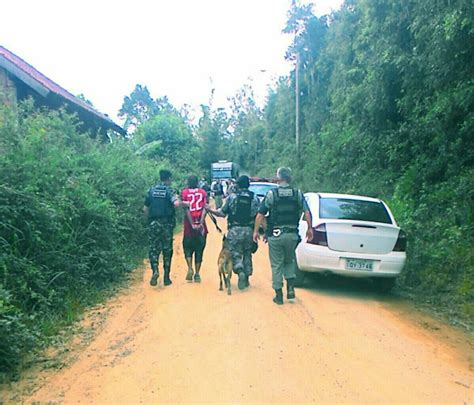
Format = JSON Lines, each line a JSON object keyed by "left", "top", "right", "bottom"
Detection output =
{"left": 249, "top": 184, "right": 277, "bottom": 197}
{"left": 319, "top": 197, "right": 392, "bottom": 224}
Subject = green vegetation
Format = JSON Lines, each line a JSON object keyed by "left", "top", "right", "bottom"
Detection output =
{"left": 1, "top": 0, "right": 472, "bottom": 379}
{"left": 0, "top": 100, "right": 197, "bottom": 377}
{"left": 219, "top": 0, "right": 474, "bottom": 321}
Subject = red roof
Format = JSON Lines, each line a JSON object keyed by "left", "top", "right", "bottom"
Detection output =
{"left": 0, "top": 45, "right": 124, "bottom": 134}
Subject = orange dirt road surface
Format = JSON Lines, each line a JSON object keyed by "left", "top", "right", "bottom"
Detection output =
{"left": 3, "top": 218, "right": 473, "bottom": 404}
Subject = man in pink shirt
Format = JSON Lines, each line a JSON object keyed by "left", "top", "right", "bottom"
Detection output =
{"left": 181, "top": 175, "right": 208, "bottom": 282}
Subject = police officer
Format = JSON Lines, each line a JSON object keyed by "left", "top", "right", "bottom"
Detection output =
{"left": 253, "top": 167, "right": 313, "bottom": 305}
{"left": 207, "top": 175, "right": 260, "bottom": 290}
{"left": 143, "top": 169, "right": 183, "bottom": 287}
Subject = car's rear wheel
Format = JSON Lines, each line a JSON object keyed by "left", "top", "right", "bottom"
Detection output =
{"left": 293, "top": 268, "right": 307, "bottom": 287}
{"left": 372, "top": 277, "right": 396, "bottom": 292}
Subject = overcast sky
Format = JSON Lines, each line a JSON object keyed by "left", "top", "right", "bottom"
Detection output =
{"left": 1, "top": 0, "right": 343, "bottom": 122}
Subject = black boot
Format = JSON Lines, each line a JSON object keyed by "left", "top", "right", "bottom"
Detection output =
{"left": 150, "top": 264, "right": 159, "bottom": 286}
{"left": 287, "top": 279, "right": 295, "bottom": 300}
{"left": 149, "top": 252, "right": 159, "bottom": 286}
{"left": 238, "top": 272, "right": 246, "bottom": 290}
{"left": 164, "top": 269, "right": 172, "bottom": 286}
{"left": 163, "top": 255, "right": 173, "bottom": 286}
{"left": 273, "top": 289, "right": 283, "bottom": 305}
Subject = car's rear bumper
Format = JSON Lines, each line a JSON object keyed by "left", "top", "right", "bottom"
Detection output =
{"left": 296, "top": 243, "right": 406, "bottom": 278}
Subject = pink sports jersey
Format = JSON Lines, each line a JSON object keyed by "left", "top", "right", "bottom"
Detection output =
{"left": 181, "top": 188, "right": 208, "bottom": 237}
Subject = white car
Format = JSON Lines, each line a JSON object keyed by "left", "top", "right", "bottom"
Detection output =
{"left": 296, "top": 193, "right": 407, "bottom": 291}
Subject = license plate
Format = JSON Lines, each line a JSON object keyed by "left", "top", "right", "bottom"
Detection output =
{"left": 345, "top": 258, "right": 374, "bottom": 271}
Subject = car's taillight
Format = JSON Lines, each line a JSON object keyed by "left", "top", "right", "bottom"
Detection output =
{"left": 393, "top": 229, "right": 407, "bottom": 251}
{"left": 308, "top": 223, "right": 328, "bottom": 246}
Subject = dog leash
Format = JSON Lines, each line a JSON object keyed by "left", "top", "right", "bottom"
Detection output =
{"left": 206, "top": 209, "right": 223, "bottom": 234}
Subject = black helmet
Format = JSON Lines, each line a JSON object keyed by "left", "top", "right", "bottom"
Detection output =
{"left": 236, "top": 175, "right": 250, "bottom": 189}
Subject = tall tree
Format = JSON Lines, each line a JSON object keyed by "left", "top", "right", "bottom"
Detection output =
{"left": 227, "top": 83, "right": 266, "bottom": 173}
{"left": 118, "top": 84, "right": 158, "bottom": 131}
{"left": 196, "top": 105, "right": 229, "bottom": 173}
{"left": 134, "top": 111, "right": 198, "bottom": 169}
{"left": 229, "top": 0, "right": 474, "bottom": 316}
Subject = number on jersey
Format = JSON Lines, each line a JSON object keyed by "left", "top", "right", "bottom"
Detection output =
{"left": 188, "top": 191, "right": 204, "bottom": 212}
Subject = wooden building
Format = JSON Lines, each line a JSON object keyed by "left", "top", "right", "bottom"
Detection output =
{"left": 0, "top": 46, "right": 125, "bottom": 137}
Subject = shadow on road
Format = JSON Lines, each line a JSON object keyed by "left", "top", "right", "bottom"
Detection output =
{"left": 301, "top": 273, "right": 402, "bottom": 304}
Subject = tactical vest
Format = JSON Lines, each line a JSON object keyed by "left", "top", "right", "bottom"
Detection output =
{"left": 268, "top": 187, "right": 300, "bottom": 230}
{"left": 228, "top": 191, "right": 254, "bottom": 228}
{"left": 149, "top": 185, "right": 174, "bottom": 220}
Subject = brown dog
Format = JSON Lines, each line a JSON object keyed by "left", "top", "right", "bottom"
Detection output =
{"left": 218, "top": 236, "right": 233, "bottom": 295}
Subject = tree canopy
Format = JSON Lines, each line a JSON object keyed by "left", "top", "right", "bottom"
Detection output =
{"left": 217, "top": 0, "right": 474, "bottom": 318}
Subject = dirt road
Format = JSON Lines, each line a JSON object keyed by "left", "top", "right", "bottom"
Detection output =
{"left": 5, "top": 218, "right": 474, "bottom": 403}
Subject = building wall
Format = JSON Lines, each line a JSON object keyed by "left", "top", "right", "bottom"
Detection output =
{"left": 0, "top": 66, "right": 17, "bottom": 106}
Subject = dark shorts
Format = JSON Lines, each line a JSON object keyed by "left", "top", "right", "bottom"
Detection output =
{"left": 183, "top": 235, "right": 207, "bottom": 263}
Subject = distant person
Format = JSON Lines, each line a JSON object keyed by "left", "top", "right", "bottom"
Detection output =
{"left": 144, "top": 169, "right": 184, "bottom": 287}
{"left": 198, "top": 178, "right": 205, "bottom": 189}
{"left": 253, "top": 167, "right": 313, "bottom": 304}
{"left": 226, "top": 179, "right": 237, "bottom": 196}
{"left": 181, "top": 175, "right": 208, "bottom": 283}
{"left": 199, "top": 178, "right": 211, "bottom": 195}
{"left": 212, "top": 180, "right": 224, "bottom": 209}
{"left": 207, "top": 175, "right": 260, "bottom": 290}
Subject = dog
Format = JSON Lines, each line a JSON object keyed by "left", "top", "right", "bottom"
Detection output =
{"left": 218, "top": 235, "right": 233, "bottom": 295}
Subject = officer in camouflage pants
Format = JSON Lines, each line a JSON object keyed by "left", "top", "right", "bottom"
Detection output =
{"left": 144, "top": 169, "right": 183, "bottom": 287}
{"left": 207, "top": 175, "right": 260, "bottom": 290}
{"left": 148, "top": 219, "right": 175, "bottom": 284}
{"left": 225, "top": 226, "right": 254, "bottom": 279}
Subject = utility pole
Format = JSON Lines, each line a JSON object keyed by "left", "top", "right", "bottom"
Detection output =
{"left": 295, "top": 52, "right": 300, "bottom": 162}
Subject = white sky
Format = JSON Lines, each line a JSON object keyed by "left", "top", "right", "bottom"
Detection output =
{"left": 1, "top": 0, "right": 343, "bottom": 123}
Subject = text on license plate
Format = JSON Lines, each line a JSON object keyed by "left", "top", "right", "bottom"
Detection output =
{"left": 345, "top": 258, "right": 374, "bottom": 271}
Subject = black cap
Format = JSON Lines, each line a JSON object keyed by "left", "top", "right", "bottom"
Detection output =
{"left": 236, "top": 175, "right": 250, "bottom": 189}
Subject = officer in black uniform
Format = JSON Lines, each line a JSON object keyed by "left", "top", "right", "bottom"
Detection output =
{"left": 253, "top": 167, "right": 313, "bottom": 304}
{"left": 144, "top": 169, "right": 183, "bottom": 287}
{"left": 207, "top": 175, "right": 260, "bottom": 290}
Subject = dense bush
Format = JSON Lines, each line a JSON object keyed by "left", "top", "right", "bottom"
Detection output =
{"left": 295, "top": 0, "right": 473, "bottom": 321}
{"left": 221, "top": 0, "right": 473, "bottom": 321}
{"left": 0, "top": 102, "right": 165, "bottom": 375}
